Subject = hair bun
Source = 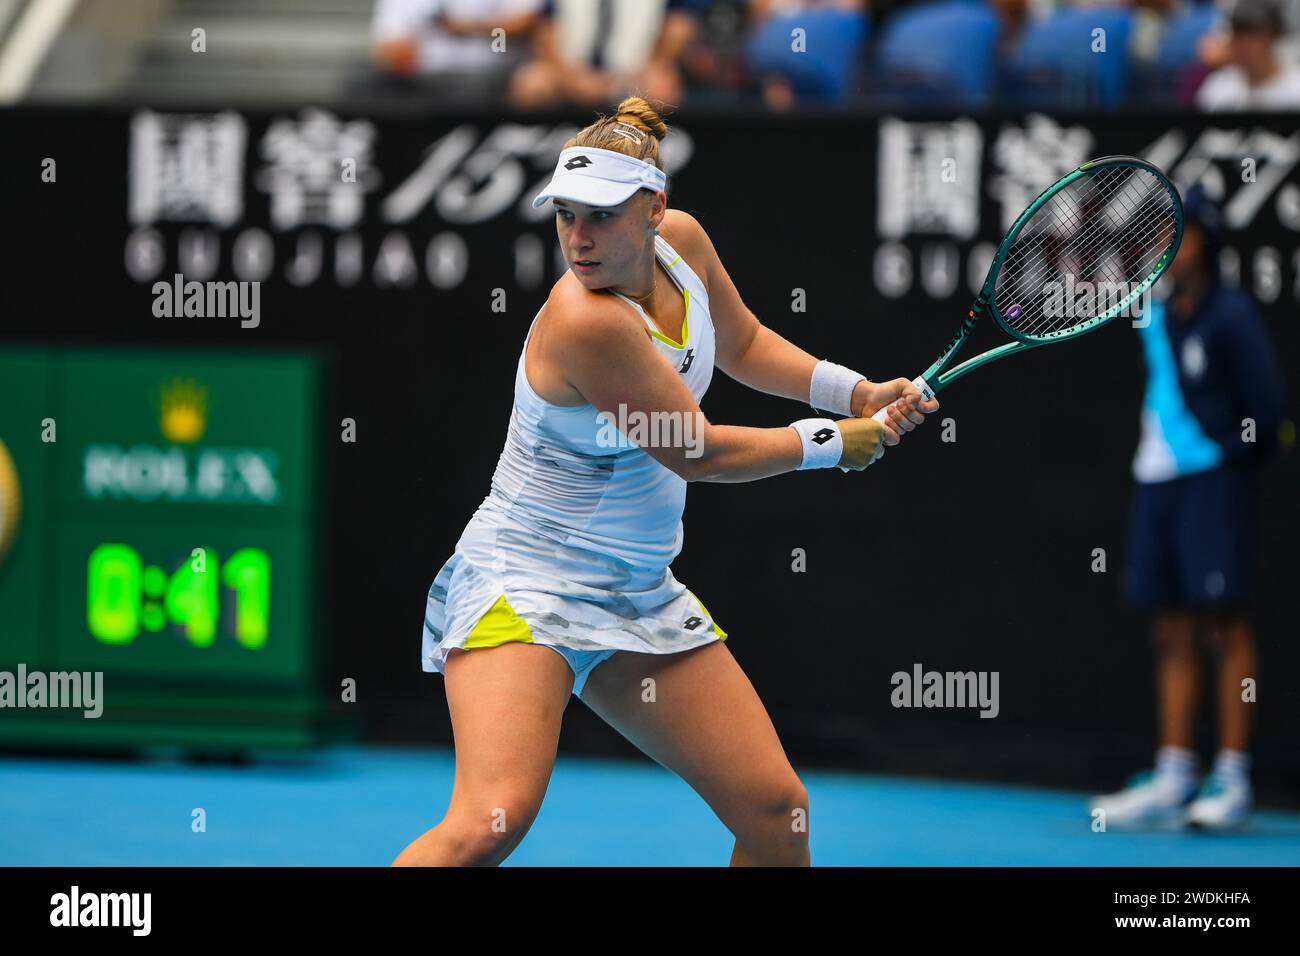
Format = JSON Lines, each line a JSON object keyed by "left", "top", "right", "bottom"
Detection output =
{"left": 613, "top": 96, "right": 669, "bottom": 143}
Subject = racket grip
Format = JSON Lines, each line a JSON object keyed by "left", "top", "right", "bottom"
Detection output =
{"left": 839, "top": 375, "right": 934, "bottom": 473}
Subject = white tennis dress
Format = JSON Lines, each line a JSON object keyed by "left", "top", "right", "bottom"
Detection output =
{"left": 421, "top": 234, "right": 729, "bottom": 687}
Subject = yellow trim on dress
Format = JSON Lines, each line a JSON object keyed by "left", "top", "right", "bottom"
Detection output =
{"left": 646, "top": 287, "right": 690, "bottom": 350}
{"left": 687, "top": 589, "right": 728, "bottom": 641}
{"left": 464, "top": 594, "right": 535, "bottom": 648}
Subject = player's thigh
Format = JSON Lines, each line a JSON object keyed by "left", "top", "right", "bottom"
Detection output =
{"left": 578, "top": 641, "right": 807, "bottom": 836}
{"left": 442, "top": 643, "right": 574, "bottom": 834}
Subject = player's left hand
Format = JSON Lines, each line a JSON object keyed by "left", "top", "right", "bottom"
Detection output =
{"left": 857, "top": 379, "right": 940, "bottom": 445}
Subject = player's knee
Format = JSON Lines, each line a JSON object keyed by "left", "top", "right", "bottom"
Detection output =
{"left": 448, "top": 828, "right": 515, "bottom": 866}
{"left": 444, "top": 812, "right": 532, "bottom": 865}
{"left": 446, "top": 793, "right": 544, "bottom": 863}
{"left": 737, "top": 774, "right": 810, "bottom": 846}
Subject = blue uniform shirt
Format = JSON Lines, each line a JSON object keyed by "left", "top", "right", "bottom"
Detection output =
{"left": 1132, "top": 283, "right": 1286, "bottom": 484}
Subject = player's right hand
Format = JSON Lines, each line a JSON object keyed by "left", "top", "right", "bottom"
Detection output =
{"left": 836, "top": 417, "right": 886, "bottom": 471}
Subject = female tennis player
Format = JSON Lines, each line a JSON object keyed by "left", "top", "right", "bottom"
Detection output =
{"left": 393, "top": 97, "right": 940, "bottom": 867}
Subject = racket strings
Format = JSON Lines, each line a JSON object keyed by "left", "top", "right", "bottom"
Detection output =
{"left": 996, "top": 166, "right": 1178, "bottom": 339}
{"left": 1014, "top": 209, "right": 1173, "bottom": 338}
{"left": 1030, "top": 179, "right": 1174, "bottom": 314}
{"left": 1000, "top": 172, "right": 1170, "bottom": 334}
{"left": 1000, "top": 169, "right": 1166, "bottom": 293}
{"left": 1000, "top": 171, "right": 1175, "bottom": 336}
{"left": 999, "top": 169, "right": 1130, "bottom": 275}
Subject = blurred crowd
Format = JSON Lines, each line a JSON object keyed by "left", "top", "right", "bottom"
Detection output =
{"left": 368, "top": 0, "right": 1300, "bottom": 111}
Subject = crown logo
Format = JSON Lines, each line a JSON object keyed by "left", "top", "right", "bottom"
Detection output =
{"left": 159, "top": 378, "right": 208, "bottom": 444}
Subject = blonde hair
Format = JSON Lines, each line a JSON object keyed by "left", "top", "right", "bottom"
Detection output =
{"left": 564, "top": 95, "right": 670, "bottom": 197}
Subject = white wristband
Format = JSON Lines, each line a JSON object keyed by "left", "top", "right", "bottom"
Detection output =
{"left": 789, "top": 418, "right": 843, "bottom": 470}
{"left": 810, "top": 359, "right": 867, "bottom": 417}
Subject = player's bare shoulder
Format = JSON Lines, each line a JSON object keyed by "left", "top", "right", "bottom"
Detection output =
{"left": 659, "top": 210, "right": 712, "bottom": 294}
{"left": 534, "top": 271, "right": 646, "bottom": 374}
{"left": 543, "top": 271, "right": 631, "bottom": 338}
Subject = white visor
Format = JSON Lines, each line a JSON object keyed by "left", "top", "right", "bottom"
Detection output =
{"left": 531, "top": 146, "right": 667, "bottom": 209}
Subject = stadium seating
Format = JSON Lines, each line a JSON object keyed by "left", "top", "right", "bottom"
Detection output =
{"left": 1137, "top": 3, "right": 1221, "bottom": 105}
{"left": 871, "top": 1, "right": 1002, "bottom": 109}
{"left": 1002, "top": 8, "right": 1136, "bottom": 109}
{"left": 745, "top": 7, "right": 871, "bottom": 104}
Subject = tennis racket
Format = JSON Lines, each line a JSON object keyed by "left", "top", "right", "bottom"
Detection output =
{"left": 854, "top": 154, "right": 1183, "bottom": 469}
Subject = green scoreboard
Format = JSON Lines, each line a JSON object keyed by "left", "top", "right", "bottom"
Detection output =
{"left": 0, "top": 347, "right": 340, "bottom": 751}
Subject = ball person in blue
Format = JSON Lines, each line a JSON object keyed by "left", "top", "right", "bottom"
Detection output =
{"left": 1091, "top": 185, "right": 1287, "bottom": 830}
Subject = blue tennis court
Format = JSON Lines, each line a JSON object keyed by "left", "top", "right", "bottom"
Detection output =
{"left": 2, "top": 746, "right": 1297, "bottom": 866}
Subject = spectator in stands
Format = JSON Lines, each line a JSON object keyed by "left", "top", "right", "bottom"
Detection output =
{"left": 677, "top": 0, "right": 753, "bottom": 104}
{"left": 988, "top": 0, "right": 1037, "bottom": 57}
{"left": 1195, "top": 0, "right": 1300, "bottom": 107}
{"left": 371, "top": 0, "right": 545, "bottom": 101}
{"left": 509, "top": 0, "right": 698, "bottom": 110}
{"left": 1199, "top": 0, "right": 1300, "bottom": 69}
{"left": 1128, "top": 0, "right": 1179, "bottom": 64}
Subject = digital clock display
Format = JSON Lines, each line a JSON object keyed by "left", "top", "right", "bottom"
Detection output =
{"left": 0, "top": 347, "right": 327, "bottom": 749}
{"left": 56, "top": 518, "right": 310, "bottom": 683}
{"left": 87, "top": 543, "right": 271, "bottom": 648}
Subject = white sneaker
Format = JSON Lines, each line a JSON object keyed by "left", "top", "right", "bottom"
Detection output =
{"left": 1185, "top": 773, "right": 1253, "bottom": 831}
{"left": 1089, "top": 770, "right": 1199, "bottom": 830}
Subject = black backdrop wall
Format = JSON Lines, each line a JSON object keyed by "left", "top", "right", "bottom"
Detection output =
{"left": 2, "top": 105, "right": 1296, "bottom": 801}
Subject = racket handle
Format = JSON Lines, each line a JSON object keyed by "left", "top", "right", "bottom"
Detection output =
{"left": 839, "top": 375, "right": 934, "bottom": 473}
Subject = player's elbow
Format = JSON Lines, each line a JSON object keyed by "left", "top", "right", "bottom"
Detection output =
{"left": 677, "top": 455, "right": 713, "bottom": 483}
{"left": 676, "top": 422, "right": 725, "bottom": 482}
{"left": 632, "top": 415, "right": 715, "bottom": 481}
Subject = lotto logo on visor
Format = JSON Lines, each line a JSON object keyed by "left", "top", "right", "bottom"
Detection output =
{"left": 532, "top": 146, "right": 668, "bottom": 209}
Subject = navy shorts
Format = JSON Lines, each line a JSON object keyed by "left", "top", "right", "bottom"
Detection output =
{"left": 1124, "top": 461, "right": 1259, "bottom": 610}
